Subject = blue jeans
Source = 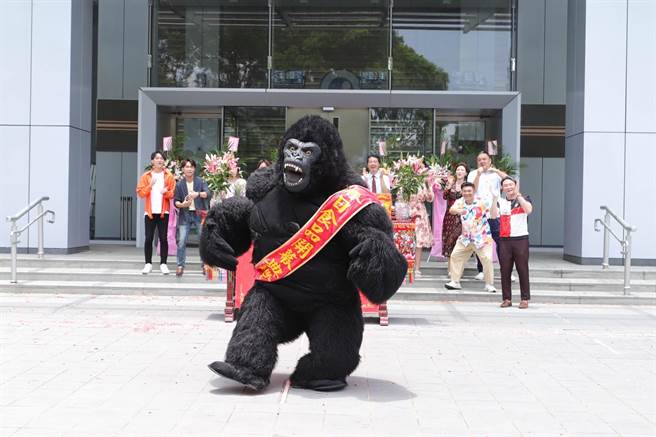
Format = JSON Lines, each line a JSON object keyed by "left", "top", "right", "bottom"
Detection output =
{"left": 477, "top": 218, "right": 500, "bottom": 272}
{"left": 176, "top": 214, "right": 202, "bottom": 267}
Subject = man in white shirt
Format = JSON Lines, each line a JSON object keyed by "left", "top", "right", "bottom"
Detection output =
{"left": 363, "top": 154, "right": 391, "bottom": 194}
{"left": 467, "top": 151, "right": 507, "bottom": 280}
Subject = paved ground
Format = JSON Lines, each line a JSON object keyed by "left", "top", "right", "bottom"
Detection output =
{"left": 0, "top": 294, "right": 654, "bottom": 437}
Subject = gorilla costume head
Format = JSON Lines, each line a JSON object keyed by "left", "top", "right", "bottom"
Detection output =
{"left": 275, "top": 115, "right": 364, "bottom": 196}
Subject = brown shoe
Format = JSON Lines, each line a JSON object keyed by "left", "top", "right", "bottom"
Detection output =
{"left": 519, "top": 300, "right": 529, "bottom": 309}
{"left": 500, "top": 300, "right": 512, "bottom": 308}
{"left": 176, "top": 266, "right": 184, "bottom": 277}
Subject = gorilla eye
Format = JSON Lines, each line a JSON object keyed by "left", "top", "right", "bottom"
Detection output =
{"left": 304, "top": 150, "right": 312, "bottom": 156}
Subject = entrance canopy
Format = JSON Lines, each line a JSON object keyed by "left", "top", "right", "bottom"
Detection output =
{"left": 136, "top": 87, "right": 520, "bottom": 246}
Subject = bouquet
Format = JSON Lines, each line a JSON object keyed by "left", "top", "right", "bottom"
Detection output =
{"left": 427, "top": 163, "right": 451, "bottom": 191}
{"left": 202, "top": 151, "right": 240, "bottom": 195}
{"left": 389, "top": 154, "right": 430, "bottom": 201}
{"left": 164, "top": 158, "right": 183, "bottom": 181}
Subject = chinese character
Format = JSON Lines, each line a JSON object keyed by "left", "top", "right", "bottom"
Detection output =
{"left": 318, "top": 209, "right": 338, "bottom": 229}
{"left": 304, "top": 229, "right": 321, "bottom": 243}
{"left": 264, "top": 258, "right": 283, "bottom": 278}
{"left": 333, "top": 196, "right": 351, "bottom": 213}
{"left": 293, "top": 238, "right": 314, "bottom": 259}
{"left": 279, "top": 249, "right": 297, "bottom": 270}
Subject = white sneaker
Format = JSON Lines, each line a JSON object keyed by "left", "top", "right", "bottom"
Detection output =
{"left": 141, "top": 263, "right": 152, "bottom": 275}
{"left": 474, "top": 272, "right": 485, "bottom": 281}
{"left": 160, "top": 264, "right": 170, "bottom": 275}
{"left": 485, "top": 284, "right": 497, "bottom": 293}
{"left": 511, "top": 274, "right": 517, "bottom": 283}
{"left": 444, "top": 281, "right": 462, "bottom": 290}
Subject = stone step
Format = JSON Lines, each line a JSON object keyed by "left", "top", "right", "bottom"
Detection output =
{"left": 2, "top": 257, "right": 654, "bottom": 280}
{"left": 0, "top": 280, "right": 653, "bottom": 306}
{"left": 1, "top": 267, "right": 654, "bottom": 292}
{"left": 411, "top": 277, "right": 656, "bottom": 292}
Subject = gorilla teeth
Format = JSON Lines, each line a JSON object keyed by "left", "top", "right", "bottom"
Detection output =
{"left": 284, "top": 174, "right": 304, "bottom": 186}
{"left": 284, "top": 163, "right": 303, "bottom": 174}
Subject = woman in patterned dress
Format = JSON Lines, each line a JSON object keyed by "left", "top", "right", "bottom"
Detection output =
{"left": 442, "top": 163, "right": 469, "bottom": 273}
{"left": 409, "top": 182, "right": 434, "bottom": 277}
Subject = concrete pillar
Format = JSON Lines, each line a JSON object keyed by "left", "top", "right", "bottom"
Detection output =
{"left": 0, "top": 0, "right": 93, "bottom": 253}
{"left": 564, "top": 0, "right": 656, "bottom": 265}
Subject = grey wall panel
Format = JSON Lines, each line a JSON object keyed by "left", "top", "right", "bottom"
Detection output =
{"left": 0, "top": 0, "right": 31, "bottom": 125}
{"left": 29, "top": 126, "right": 71, "bottom": 249}
{"left": 544, "top": 0, "right": 568, "bottom": 105}
{"left": 582, "top": 0, "right": 626, "bottom": 133}
{"left": 98, "top": 0, "right": 124, "bottom": 99}
{"left": 626, "top": 0, "right": 656, "bottom": 133}
{"left": 30, "top": 0, "right": 72, "bottom": 126}
{"left": 69, "top": 0, "right": 93, "bottom": 132}
{"left": 94, "top": 151, "right": 122, "bottom": 239}
{"left": 624, "top": 133, "right": 656, "bottom": 259}
{"left": 123, "top": 0, "right": 148, "bottom": 99}
{"left": 580, "top": 133, "right": 625, "bottom": 259}
{"left": 520, "top": 157, "right": 543, "bottom": 246}
{"left": 541, "top": 158, "right": 564, "bottom": 245}
{"left": 563, "top": 133, "right": 583, "bottom": 257}
{"left": 566, "top": 0, "right": 585, "bottom": 137}
{"left": 67, "top": 128, "right": 91, "bottom": 248}
{"left": 0, "top": 126, "right": 31, "bottom": 249}
{"left": 517, "top": 0, "right": 545, "bottom": 104}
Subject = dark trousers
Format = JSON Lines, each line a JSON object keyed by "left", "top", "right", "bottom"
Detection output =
{"left": 477, "top": 218, "right": 500, "bottom": 272}
{"left": 144, "top": 214, "right": 169, "bottom": 264}
{"left": 499, "top": 238, "right": 530, "bottom": 301}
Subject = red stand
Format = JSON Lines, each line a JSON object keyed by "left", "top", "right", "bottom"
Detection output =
{"left": 224, "top": 221, "right": 415, "bottom": 325}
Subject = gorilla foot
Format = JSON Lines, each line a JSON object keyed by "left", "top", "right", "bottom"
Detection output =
{"left": 208, "top": 361, "right": 268, "bottom": 391}
{"left": 290, "top": 378, "right": 347, "bottom": 392}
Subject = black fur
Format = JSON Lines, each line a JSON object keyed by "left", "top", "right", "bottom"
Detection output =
{"left": 200, "top": 115, "right": 407, "bottom": 391}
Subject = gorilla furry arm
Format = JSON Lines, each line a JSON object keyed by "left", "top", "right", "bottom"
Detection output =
{"left": 342, "top": 203, "right": 408, "bottom": 303}
{"left": 199, "top": 196, "right": 253, "bottom": 271}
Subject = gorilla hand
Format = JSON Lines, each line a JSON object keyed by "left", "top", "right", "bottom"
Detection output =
{"left": 347, "top": 229, "right": 408, "bottom": 303}
{"left": 200, "top": 227, "right": 237, "bottom": 271}
{"left": 199, "top": 197, "right": 253, "bottom": 271}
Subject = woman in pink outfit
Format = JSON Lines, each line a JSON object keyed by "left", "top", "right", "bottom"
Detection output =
{"left": 409, "top": 183, "right": 434, "bottom": 277}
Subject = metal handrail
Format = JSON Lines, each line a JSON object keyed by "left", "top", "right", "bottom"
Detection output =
{"left": 594, "top": 205, "right": 637, "bottom": 295}
{"left": 6, "top": 197, "right": 55, "bottom": 283}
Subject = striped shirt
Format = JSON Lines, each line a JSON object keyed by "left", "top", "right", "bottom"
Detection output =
{"left": 498, "top": 196, "right": 532, "bottom": 238}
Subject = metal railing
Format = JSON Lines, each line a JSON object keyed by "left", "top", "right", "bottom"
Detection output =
{"left": 594, "top": 205, "right": 637, "bottom": 295}
{"left": 7, "top": 197, "right": 55, "bottom": 283}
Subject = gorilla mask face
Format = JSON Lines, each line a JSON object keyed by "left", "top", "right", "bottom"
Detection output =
{"left": 282, "top": 138, "right": 322, "bottom": 192}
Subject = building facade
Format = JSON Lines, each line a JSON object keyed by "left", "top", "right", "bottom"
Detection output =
{"left": 1, "top": 0, "right": 654, "bottom": 264}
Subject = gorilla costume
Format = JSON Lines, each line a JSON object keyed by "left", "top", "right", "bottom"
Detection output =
{"left": 200, "top": 115, "right": 407, "bottom": 392}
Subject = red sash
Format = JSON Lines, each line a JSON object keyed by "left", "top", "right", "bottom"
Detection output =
{"left": 254, "top": 185, "right": 380, "bottom": 282}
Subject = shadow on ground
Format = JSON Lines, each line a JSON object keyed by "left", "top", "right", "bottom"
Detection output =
{"left": 209, "top": 372, "right": 416, "bottom": 402}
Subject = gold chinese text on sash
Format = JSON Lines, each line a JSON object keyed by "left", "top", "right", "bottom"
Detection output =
{"left": 254, "top": 185, "right": 380, "bottom": 282}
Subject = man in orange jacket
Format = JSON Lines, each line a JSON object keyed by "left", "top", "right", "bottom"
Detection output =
{"left": 136, "top": 151, "right": 176, "bottom": 274}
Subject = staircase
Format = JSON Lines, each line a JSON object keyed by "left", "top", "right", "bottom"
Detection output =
{"left": 1, "top": 246, "right": 654, "bottom": 305}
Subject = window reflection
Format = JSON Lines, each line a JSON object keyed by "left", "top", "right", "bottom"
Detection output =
{"left": 370, "top": 108, "right": 434, "bottom": 158}
{"left": 392, "top": 0, "right": 512, "bottom": 91}
{"left": 272, "top": 0, "right": 390, "bottom": 89}
{"left": 223, "top": 107, "right": 286, "bottom": 172}
{"left": 156, "top": 0, "right": 268, "bottom": 88}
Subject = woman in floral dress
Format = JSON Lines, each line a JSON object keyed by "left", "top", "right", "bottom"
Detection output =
{"left": 442, "top": 163, "right": 469, "bottom": 272}
{"left": 409, "top": 182, "right": 434, "bottom": 277}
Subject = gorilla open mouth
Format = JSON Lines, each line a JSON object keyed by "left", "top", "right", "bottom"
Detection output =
{"left": 283, "top": 162, "right": 305, "bottom": 187}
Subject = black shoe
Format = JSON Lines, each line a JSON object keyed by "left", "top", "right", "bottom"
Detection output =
{"left": 208, "top": 361, "right": 268, "bottom": 391}
{"left": 290, "top": 378, "right": 348, "bottom": 392}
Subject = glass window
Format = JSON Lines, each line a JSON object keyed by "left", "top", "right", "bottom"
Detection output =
{"left": 156, "top": 0, "right": 268, "bottom": 88}
{"left": 435, "top": 109, "right": 502, "bottom": 164}
{"left": 369, "top": 108, "right": 434, "bottom": 158}
{"left": 272, "top": 0, "right": 389, "bottom": 90}
{"left": 223, "top": 107, "right": 286, "bottom": 173}
{"left": 392, "top": 0, "right": 512, "bottom": 91}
